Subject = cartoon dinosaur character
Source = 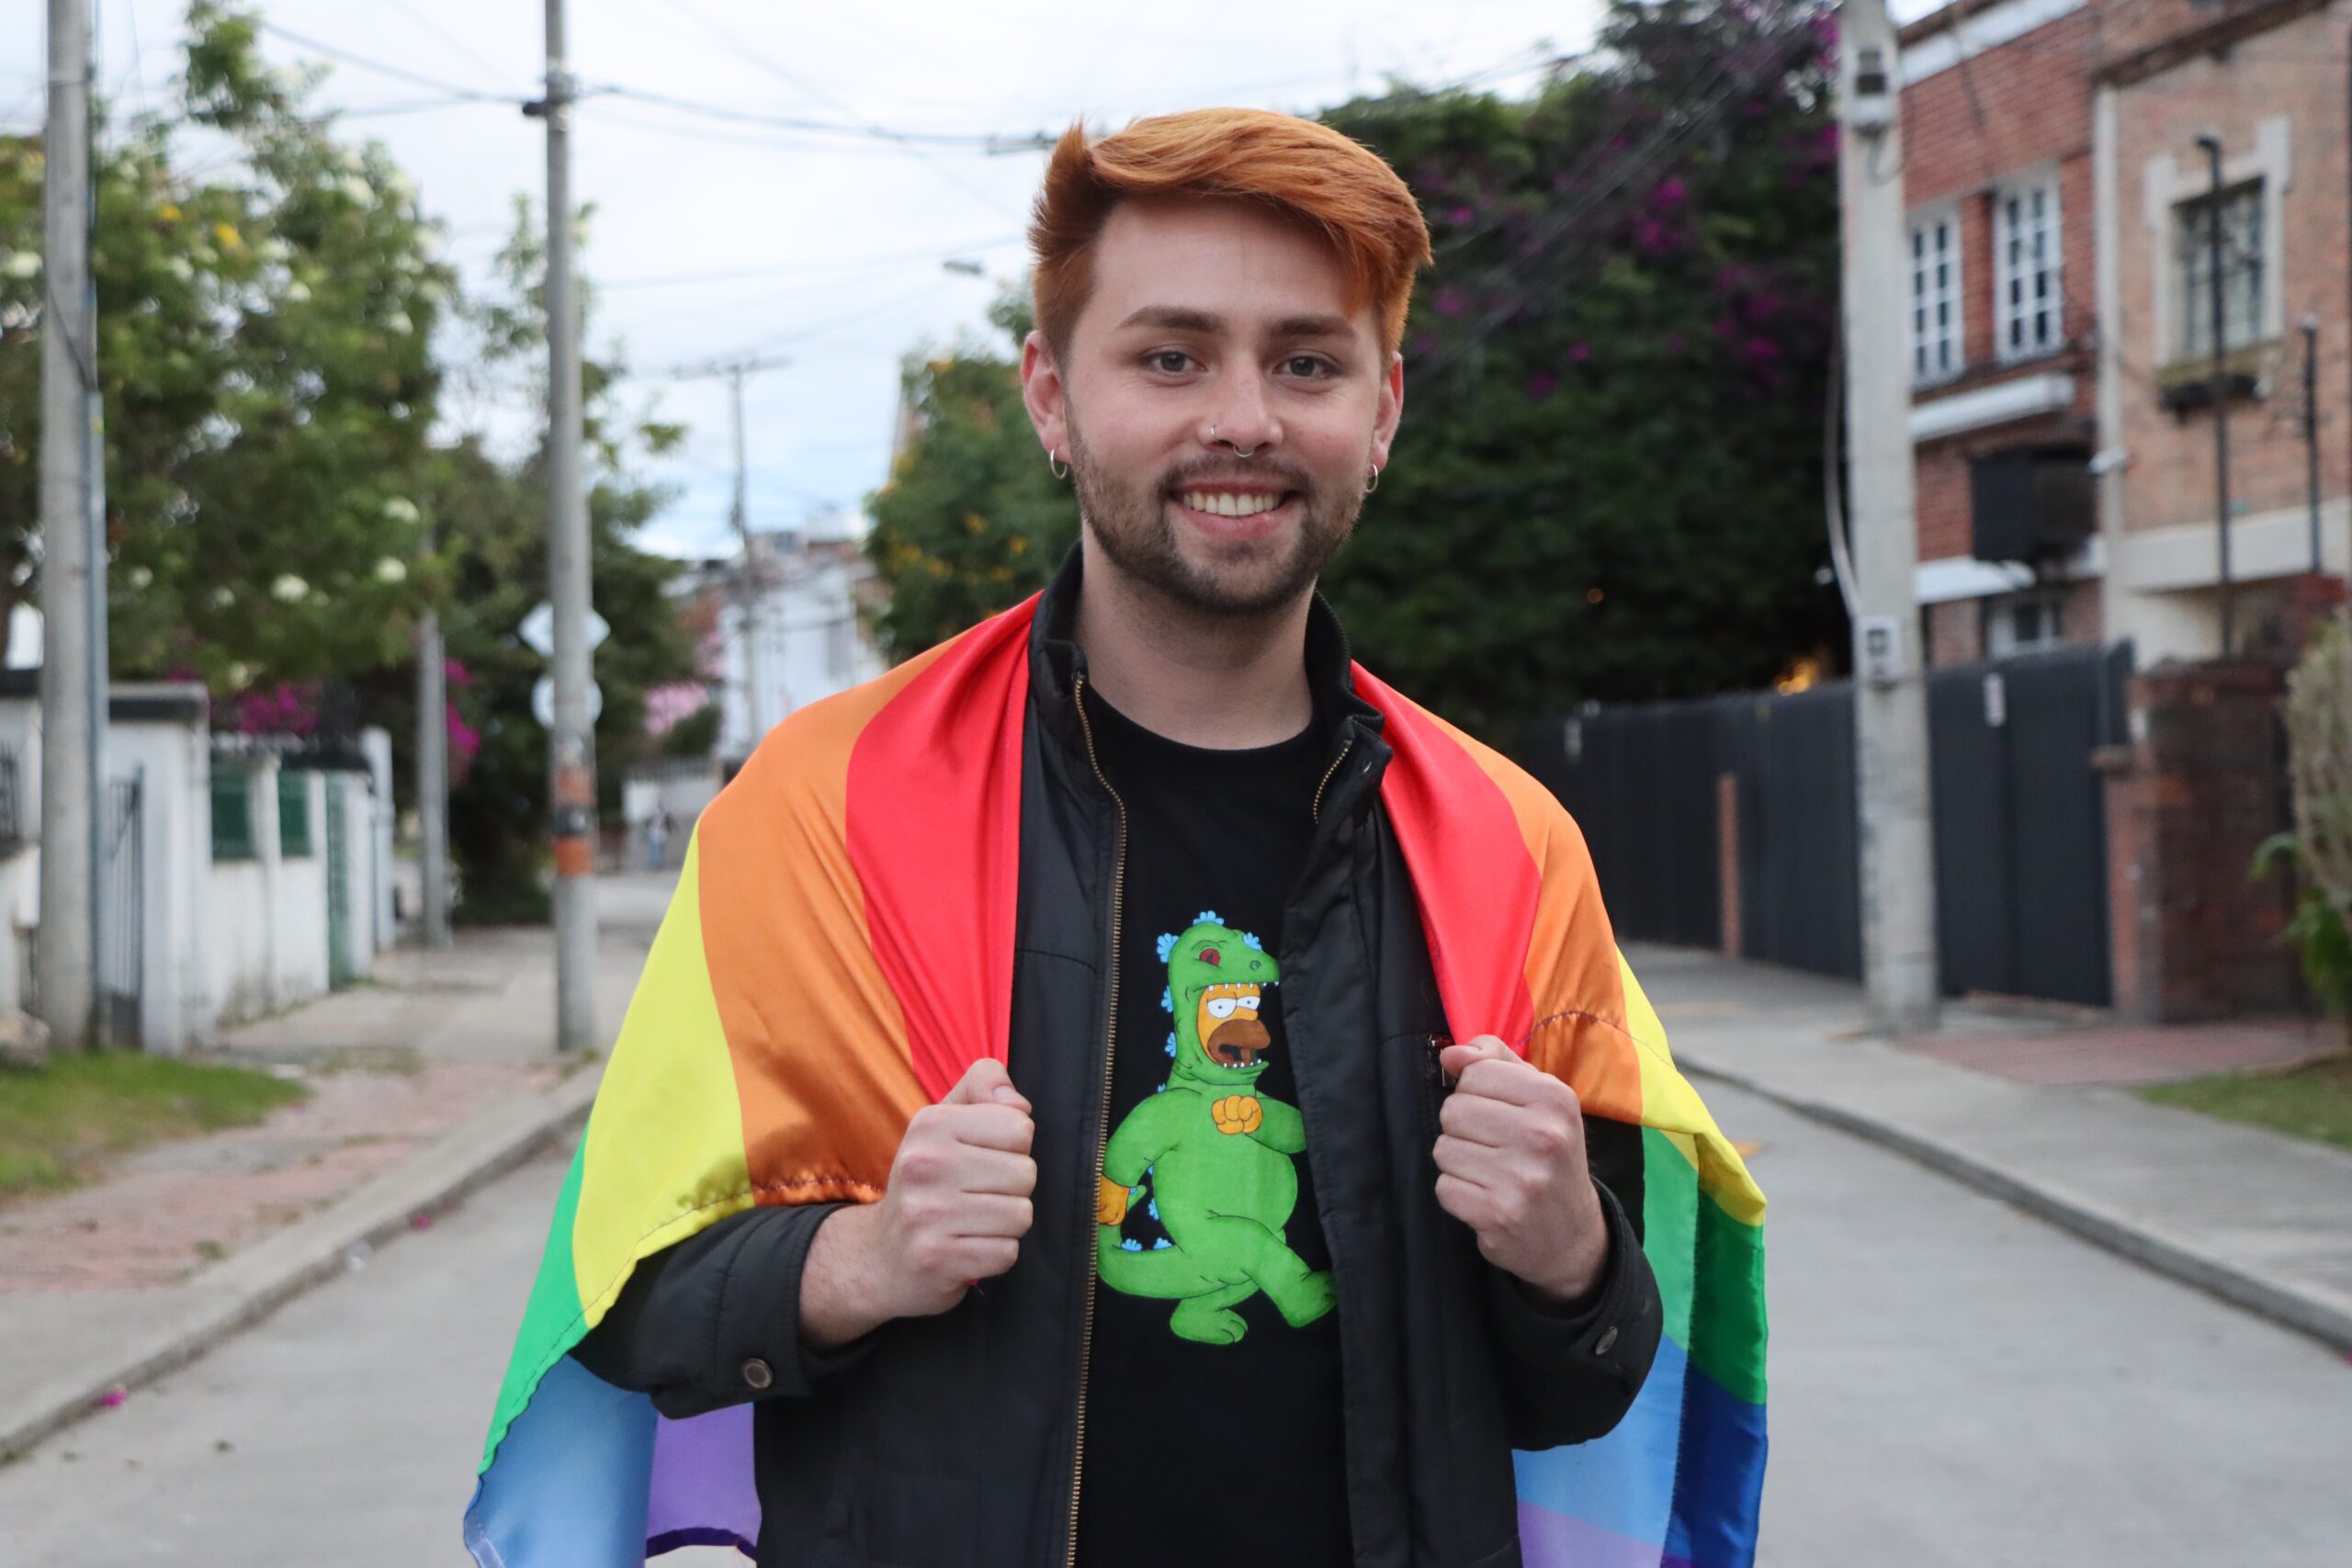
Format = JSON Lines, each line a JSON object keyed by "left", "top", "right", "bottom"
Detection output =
{"left": 1095, "top": 919, "right": 1337, "bottom": 1344}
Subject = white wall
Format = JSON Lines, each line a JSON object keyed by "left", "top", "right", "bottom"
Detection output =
{"left": 717, "top": 553, "right": 885, "bottom": 758}
{"left": 107, "top": 709, "right": 213, "bottom": 1055}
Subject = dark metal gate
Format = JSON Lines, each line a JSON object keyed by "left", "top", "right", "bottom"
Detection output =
{"left": 1527, "top": 641, "right": 2131, "bottom": 1005}
{"left": 1927, "top": 643, "right": 2131, "bottom": 1007}
{"left": 98, "top": 772, "right": 144, "bottom": 1047}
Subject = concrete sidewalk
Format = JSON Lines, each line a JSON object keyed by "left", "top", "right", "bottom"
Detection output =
{"left": 1633, "top": 943, "right": 2352, "bottom": 1351}
{"left": 0, "top": 874, "right": 674, "bottom": 1460}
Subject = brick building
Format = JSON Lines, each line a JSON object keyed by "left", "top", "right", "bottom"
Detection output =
{"left": 1898, "top": 0, "right": 2350, "bottom": 666}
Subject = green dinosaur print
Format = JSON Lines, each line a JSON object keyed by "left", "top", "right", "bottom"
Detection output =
{"left": 1094, "top": 919, "right": 1336, "bottom": 1345}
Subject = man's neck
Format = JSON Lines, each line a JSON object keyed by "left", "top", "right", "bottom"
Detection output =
{"left": 1071, "top": 535, "right": 1315, "bottom": 750}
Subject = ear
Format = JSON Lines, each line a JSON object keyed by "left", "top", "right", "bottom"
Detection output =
{"left": 1020, "top": 330, "right": 1069, "bottom": 463}
{"left": 1369, "top": 348, "right": 1405, "bottom": 472}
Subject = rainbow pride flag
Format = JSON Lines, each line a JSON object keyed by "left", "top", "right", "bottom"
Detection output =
{"left": 464, "top": 593, "right": 1766, "bottom": 1567}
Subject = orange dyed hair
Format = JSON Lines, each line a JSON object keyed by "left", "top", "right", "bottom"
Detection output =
{"left": 1027, "top": 107, "right": 1432, "bottom": 358}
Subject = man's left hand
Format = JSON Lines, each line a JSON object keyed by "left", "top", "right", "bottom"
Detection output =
{"left": 1432, "top": 1035, "right": 1610, "bottom": 1310}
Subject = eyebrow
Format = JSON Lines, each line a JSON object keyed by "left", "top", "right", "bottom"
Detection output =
{"left": 1114, "top": 305, "right": 1357, "bottom": 342}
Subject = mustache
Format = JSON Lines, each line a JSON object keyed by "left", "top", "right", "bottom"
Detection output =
{"left": 1157, "top": 455, "right": 1316, "bottom": 495}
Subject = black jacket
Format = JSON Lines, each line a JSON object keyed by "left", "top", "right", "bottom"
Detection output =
{"left": 573, "top": 550, "right": 1663, "bottom": 1568}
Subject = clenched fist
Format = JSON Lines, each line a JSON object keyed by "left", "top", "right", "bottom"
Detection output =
{"left": 1431, "top": 1034, "right": 1611, "bottom": 1309}
{"left": 801, "top": 1057, "right": 1036, "bottom": 1348}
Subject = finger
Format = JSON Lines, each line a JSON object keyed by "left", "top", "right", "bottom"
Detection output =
{"left": 944, "top": 1056, "right": 1024, "bottom": 1109}
{"left": 953, "top": 1235, "right": 1022, "bottom": 1281}
{"left": 1451, "top": 1055, "right": 1561, "bottom": 1110}
{"left": 947, "top": 1192, "right": 1035, "bottom": 1239}
{"left": 1432, "top": 1134, "right": 1519, "bottom": 1192}
{"left": 1437, "top": 1090, "right": 1529, "bottom": 1149}
{"left": 1438, "top": 1035, "right": 1516, "bottom": 1083}
{"left": 954, "top": 1148, "right": 1038, "bottom": 1197}
{"left": 1433, "top": 1171, "right": 1497, "bottom": 1230}
{"left": 944, "top": 1102, "right": 1036, "bottom": 1155}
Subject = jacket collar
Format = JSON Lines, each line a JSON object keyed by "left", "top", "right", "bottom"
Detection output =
{"left": 1025, "top": 541, "right": 1388, "bottom": 796}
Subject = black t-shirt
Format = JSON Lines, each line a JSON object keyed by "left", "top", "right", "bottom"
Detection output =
{"left": 1072, "top": 686, "right": 1353, "bottom": 1568}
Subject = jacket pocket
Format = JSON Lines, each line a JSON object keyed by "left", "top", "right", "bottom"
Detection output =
{"left": 1468, "top": 1540, "right": 1524, "bottom": 1568}
{"left": 817, "top": 1469, "right": 982, "bottom": 1568}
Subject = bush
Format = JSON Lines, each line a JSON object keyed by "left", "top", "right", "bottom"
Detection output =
{"left": 2261, "top": 616, "right": 2352, "bottom": 1032}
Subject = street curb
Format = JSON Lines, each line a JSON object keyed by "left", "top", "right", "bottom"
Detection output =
{"left": 0, "top": 1065, "right": 601, "bottom": 1462}
{"left": 1681, "top": 1053, "right": 2352, "bottom": 1356}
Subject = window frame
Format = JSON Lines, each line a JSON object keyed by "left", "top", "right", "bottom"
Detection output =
{"left": 2172, "top": 179, "right": 2266, "bottom": 364}
{"left": 277, "top": 770, "right": 313, "bottom": 859}
{"left": 1908, "top": 206, "right": 1965, "bottom": 388}
{"left": 1994, "top": 176, "right": 2064, "bottom": 364}
{"left": 212, "top": 770, "right": 255, "bottom": 863}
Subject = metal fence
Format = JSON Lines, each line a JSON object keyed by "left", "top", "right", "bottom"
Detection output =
{"left": 1525, "top": 641, "right": 2131, "bottom": 1006}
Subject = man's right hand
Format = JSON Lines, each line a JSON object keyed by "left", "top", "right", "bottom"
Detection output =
{"left": 800, "top": 1057, "right": 1036, "bottom": 1348}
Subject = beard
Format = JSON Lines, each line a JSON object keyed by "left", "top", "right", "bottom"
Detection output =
{"left": 1065, "top": 415, "right": 1363, "bottom": 619}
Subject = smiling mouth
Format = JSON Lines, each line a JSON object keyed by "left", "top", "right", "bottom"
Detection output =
{"left": 1172, "top": 489, "right": 1296, "bottom": 520}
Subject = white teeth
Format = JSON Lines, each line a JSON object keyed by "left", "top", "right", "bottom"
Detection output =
{"left": 1182, "top": 491, "right": 1282, "bottom": 518}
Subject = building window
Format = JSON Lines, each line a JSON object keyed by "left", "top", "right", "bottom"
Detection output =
{"left": 1908, "top": 210, "right": 1963, "bottom": 385}
{"left": 278, "top": 771, "right": 313, "bottom": 858}
{"left": 212, "top": 771, "right": 255, "bottom": 862}
{"left": 1995, "top": 179, "right": 2063, "bottom": 361}
{"left": 1982, "top": 591, "right": 2065, "bottom": 658}
{"left": 2174, "top": 181, "right": 2264, "bottom": 362}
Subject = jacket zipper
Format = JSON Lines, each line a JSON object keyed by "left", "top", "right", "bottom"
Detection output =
{"left": 1067, "top": 674, "right": 1127, "bottom": 1568}
{"left": 1310, "top": 732, "right": 1354, "bottom": 824}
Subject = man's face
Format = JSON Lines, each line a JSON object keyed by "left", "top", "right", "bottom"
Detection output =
{"left": 1022, "top": 197, "right": 1404, "bottom": 617}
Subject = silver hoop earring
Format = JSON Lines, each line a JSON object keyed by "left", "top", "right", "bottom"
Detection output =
{"left": 1047, "top": 447, "right": 1069, "bottom": 481}
{"left": 1365, "top": 463, "right": 1381, "bottom": 495}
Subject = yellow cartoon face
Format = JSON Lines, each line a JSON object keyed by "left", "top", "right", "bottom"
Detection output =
{"left": 1196, "top": 983, "right": 1268, "bottom": 1069}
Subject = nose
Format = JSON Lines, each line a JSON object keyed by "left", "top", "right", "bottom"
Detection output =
{"left": 1203, "top": 373, "right": 1281, "bottom": 457}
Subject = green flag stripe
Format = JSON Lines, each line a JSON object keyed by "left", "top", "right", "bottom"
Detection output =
{"left": 478, "top": 1138, "right": 588, "bottom": 1473}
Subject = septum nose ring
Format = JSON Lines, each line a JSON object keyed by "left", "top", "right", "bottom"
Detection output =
{"left": 1209, "top": 423, "right": 1261, "bottom": 460}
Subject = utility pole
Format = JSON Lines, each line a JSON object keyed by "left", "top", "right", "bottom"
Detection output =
{"left": 529, "top": 0, "right": 595, "bottom": 1053}
{"left": 729, "top": 364, "right": 767, "bottom": 748}
{"left": 37, "top": 0, "right": 96, "bottom": 1052}
{"left": 2304, "top": 317, "right": 2324, "bottom": 577}
{"left": 416, "top": 524, "right": 451, "bottom": 949}
{"left": 2196, "top": 133, "right": 2235, "bottom": 657}
{"left": 672, "top": 353, "right": 789, "bottom": 753}
{"left": 1838, "top": 0, "right": 1939, "bottom": 1032}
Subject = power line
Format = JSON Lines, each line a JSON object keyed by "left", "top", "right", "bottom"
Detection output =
{"left": 600, "top": 233, "right": 1019, "bottom": 292}
{"left": 588, "top": 84, "right": 1053, "bottom": 154}
{"left": 252, "top": 18, "right": 523, "bottom": 105}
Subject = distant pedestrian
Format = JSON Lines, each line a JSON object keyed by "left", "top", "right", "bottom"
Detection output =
{"left": 643, "top": 809, "right": 670, "bottom": 871}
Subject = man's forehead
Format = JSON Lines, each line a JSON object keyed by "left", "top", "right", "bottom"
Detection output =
{"left": 1082, "top": 197, "right": 1373, "bottom": 341}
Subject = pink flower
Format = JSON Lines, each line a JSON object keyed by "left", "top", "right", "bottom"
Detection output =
{"left": 1651, "top": 177, "right": 1688, "bottom": 208}
{"left": 1431, "top": 287, "right": 1470, "bottom": 319}
{"left": 1526, "top": 371, "right": 1558, "bottom": 400}
{"left": 1446, "top": 205, "right": 1474, "bottom": 225}
{"left": 1566, "top": 341, "right": 1590, "bottom": 364}
{"left": 442, "top": 657, "right": 472, "bottom": 688}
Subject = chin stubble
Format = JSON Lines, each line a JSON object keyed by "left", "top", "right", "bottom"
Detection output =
{"left": 1065, "top": 418, "right": 1363, "bottom": 618}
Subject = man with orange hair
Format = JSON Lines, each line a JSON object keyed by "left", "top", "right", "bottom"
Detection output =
{"left": 560, "top": 109, "right": 1671, "bottom": 1568}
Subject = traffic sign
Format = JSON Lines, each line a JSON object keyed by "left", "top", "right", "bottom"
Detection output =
{"left": 520, "top": 602, "right": 609, "bottom": 659}
{"left": 532, "top": 675, "right": 603, "bottom": 728}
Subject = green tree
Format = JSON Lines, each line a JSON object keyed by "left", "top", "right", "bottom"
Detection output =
{"left": 865, "top": 0, "right": 1844, "bottom": 747}
{"left": 0, "top": 2, "right": 452, "bottom": 692}
{"left": 370, "top": 201, "right": 694, "bottom": 924}
{"left": 865, "top": 288, "right": 1077, "bottom": 655}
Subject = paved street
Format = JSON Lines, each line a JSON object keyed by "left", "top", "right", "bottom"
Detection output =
{"left": 1, "top": 1073, "right": 2346, "bottom": 1566}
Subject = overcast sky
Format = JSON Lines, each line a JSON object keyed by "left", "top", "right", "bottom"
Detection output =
{"left": 0, "top": 0, "right": 1629, "bottom": 558}
{"left": 4, "top": 1, "right": 1950, "bottom": 560}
